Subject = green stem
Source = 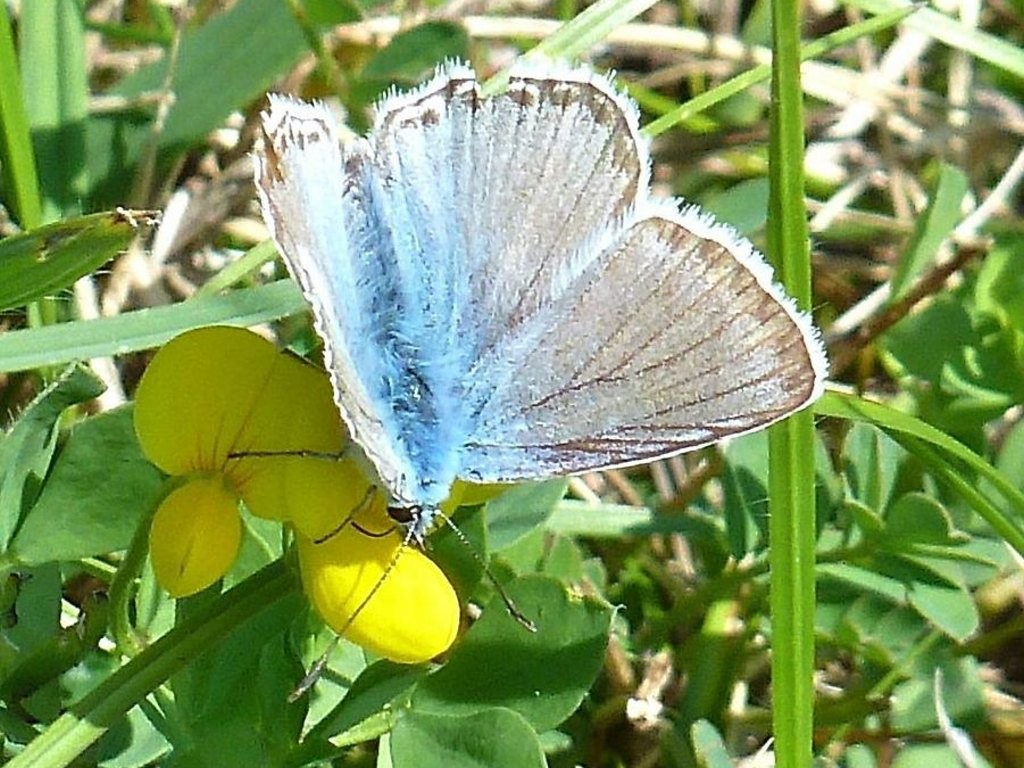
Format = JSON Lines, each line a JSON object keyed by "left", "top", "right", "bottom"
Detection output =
{"left": 7, "top": 561, "right": 296, "bottom": 768}
{"left": 107, "top": 484, "right": 166, "bottom": 657}
{"left": 283, "top": 0, "right": 347, "bottom": 100}
{"left": 644, "top": 4, "right": 916, "bottom": 138}
{"left": 766, "top": 0, "right": 817, "bottom": 766}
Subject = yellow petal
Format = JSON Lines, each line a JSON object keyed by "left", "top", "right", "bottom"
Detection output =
{"left": 297, "top": 519, "right": 459, "bottom": 664}
{"left": 441, "top": 480, "right": 510, "bottom": 515}
{"left": 149, "top": 476, "right": 242, "bottom": 598}
{"left": 230, "top": 351, "right": 369, "bottom": 538}
{"left": 134, "top": 327, "right": 280, "bottom": 475}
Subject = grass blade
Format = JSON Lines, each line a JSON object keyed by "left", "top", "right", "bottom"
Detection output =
{"left": 766, "top": 0, "right": 817, "bottom": 765}
{"left": 0, "top": 3, "right": 42, "bottom": 229}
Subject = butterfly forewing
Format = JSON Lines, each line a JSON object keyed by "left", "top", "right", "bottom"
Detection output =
{"left": 370, "top": 64, "right": 650, "bottom": 356}
{"left": 256, "top": 97, "right": 414, "bottom": 501}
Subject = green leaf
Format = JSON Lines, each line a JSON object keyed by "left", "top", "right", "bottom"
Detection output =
{"left": 888, "top": 744, "right": 986, "bottom": 768}
{"left": 302, "top": 0, "right": 362, "bottom": 26}
{"left": 816, "top": 391, "right": 1024, "bottom": 560}
{"left": 847, "top": 0, "right": 1024, "bottom": 82}
{"left": 842, "top": 422, "right": 904, "bottom": 512}
{"left": 117, "top": 0, "right": 306, "bottom": 149}
{"left": 168, "top": 602, "right": 308, "bottom": 768}
{"left": 905, "top": 576, "right": 978, "bottom": 642}
{"left": 93, "top": 706, "right": 170, "bottom": 767}
{"left": 87, "top": 0, "right": 307, "bottom": 205}
{"left": 941, "top": 326, "right": 1024, "bottom": 422}
{"left": 413, "top": 575, "right": 612, "bottom": 732}
{"left": 20, "top": 0, "right": 89, "bottom": 220}
{"left": 844, "top": 499, "right": 885, "bottom": 537}
{"left": 493, "top": 526, "right": 546, "bottom": 576}
{"left": 231, "top": 515, "right": 287, "bottom": 587}
{"left": 0, "top": 210, "right": 154, "bottom": 311}
{"left": 883, "top": 296, "right": 976, "bottom": 385}
{"left": 0, "top": 364, "right": 104, "bottom": 549}
{"left": 363, "top": 22, "right": 469, "bottom": 81}
{"left": 313, "top": 660, "right": 427, "bottom": 746}
{"left": 2, "top": 563, "right": 62, "bottom": 653}
{"left": 388, "top": 709, "right": 545, "bottom": 768}
{"left": 884, "top": 493, "right": 966, "bottom": 548}
{"left": 995, "top": 417, "right": 1024, "bottom": 491}
{"left": 701, "top": 178, "right": 770, "bottom": 236}
{"left": 486, "top": 479, "right": 566, "bottom": 551}
{"left": 844, "top": 744, "right": 879, "bottom": 768}
{"left": 875, "top": 551, "right": 962, "bottom": 591}
{"left": 721, "top": 430, "right": 770, "bottom": 557}
{"left": 10, "top": 405, "right": 164, "bottom": 565}
{"left": 540, "top": 536, "right": 586, "bottom": 582}
{"left": 882, "top": 296, "right": 1024, "bottom": 440}
{"left": 0, "top": 4, "right": 42, "bottom": 229}
{"left": 818, "top": 563, "right": 907, "bottom": 604}
{"left": 547, "top": 499, "right": 663, "bottom": 536}
{"left": 0, "top": 590, "right": 110, "bottom": 708}
{"left": 691, "top": 720, "right": 734, "bottom": 768}
{"left": 678, "top": 599, "right": 746, "bottom": 723}
{"left": 4, "top": 563, "right": 297, "bottom": 767}
{"left": 430, "top": 503, "right": 488, "bottom": 602}
{"left": 832, "top": 596, "right": 926, "bottom": 664}
{"left": 891, "top": 164, "right": 968, "bottom": 298}
{"left": 891, "top": 655, "right": 986, "bottom": 732}
{"left": 836, "top": 547, "right": 979, "bottom": 641}
{"left": 974, "top": 235, "right": 1024, "bottom": 334}
{"left": 724, "top": 429, "right": 839, "bottom": 555}
{"left": 0, "top": 280, "right": 307, "bottom": 374}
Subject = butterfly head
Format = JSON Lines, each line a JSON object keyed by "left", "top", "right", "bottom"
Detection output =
{"left": 387, "top": 503, "right": 436, "bottom": 546}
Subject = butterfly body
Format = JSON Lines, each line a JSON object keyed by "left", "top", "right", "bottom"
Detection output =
{"left": 255, "top": 61, "right": 828, "bottom": 539}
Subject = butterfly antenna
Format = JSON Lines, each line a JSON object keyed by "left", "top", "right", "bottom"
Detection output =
{"left": 288, "top": 523, "right": 417, "bottom": 702}
{"left": 226, "top": 447, "right": 349, "bottom": 462}
{"left": 435, "top": 510, "right": 537, "bottom": 633}
{"left": 288, "top": 635, "right": 340, "bottom": 703}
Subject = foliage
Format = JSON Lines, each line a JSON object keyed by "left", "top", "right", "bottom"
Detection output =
{"left": 2, "top": 1, "right": 1024, "bottom": 767}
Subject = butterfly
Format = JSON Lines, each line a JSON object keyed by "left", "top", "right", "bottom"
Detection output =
{"left": 254, "top": 61, "right": 828, "bottom": 542}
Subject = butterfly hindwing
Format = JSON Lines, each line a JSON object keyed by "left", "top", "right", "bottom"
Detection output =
{"left": 459, "top": 204, "right": 827, "bottom": 480}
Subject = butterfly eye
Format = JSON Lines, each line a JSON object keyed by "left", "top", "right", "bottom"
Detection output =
{"left": 387, "top": 505, "right": 418, "bottom": 526}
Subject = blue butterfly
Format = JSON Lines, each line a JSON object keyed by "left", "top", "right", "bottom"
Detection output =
{"left": 255, "top": 61, "right": 828, "bottom": 542}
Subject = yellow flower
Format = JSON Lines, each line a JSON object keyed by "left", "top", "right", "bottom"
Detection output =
{"left": 133, "top": 326, "right": 460, "bottom": 662}
{"left": 134, "top": 326, "right": 363, "bottom": 539}
{"left": 297, "top": 496, "right": 460, "bottom": 663}
{"left": 148, "top": 475, "right": 241, "bottom": 598}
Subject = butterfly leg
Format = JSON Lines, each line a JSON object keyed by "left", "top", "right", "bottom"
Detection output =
{"left": 312, "top": 484, "right": 384, "bottom": 544}
{"left": 226, "top": 446, "right": 354, "bottom": 462}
